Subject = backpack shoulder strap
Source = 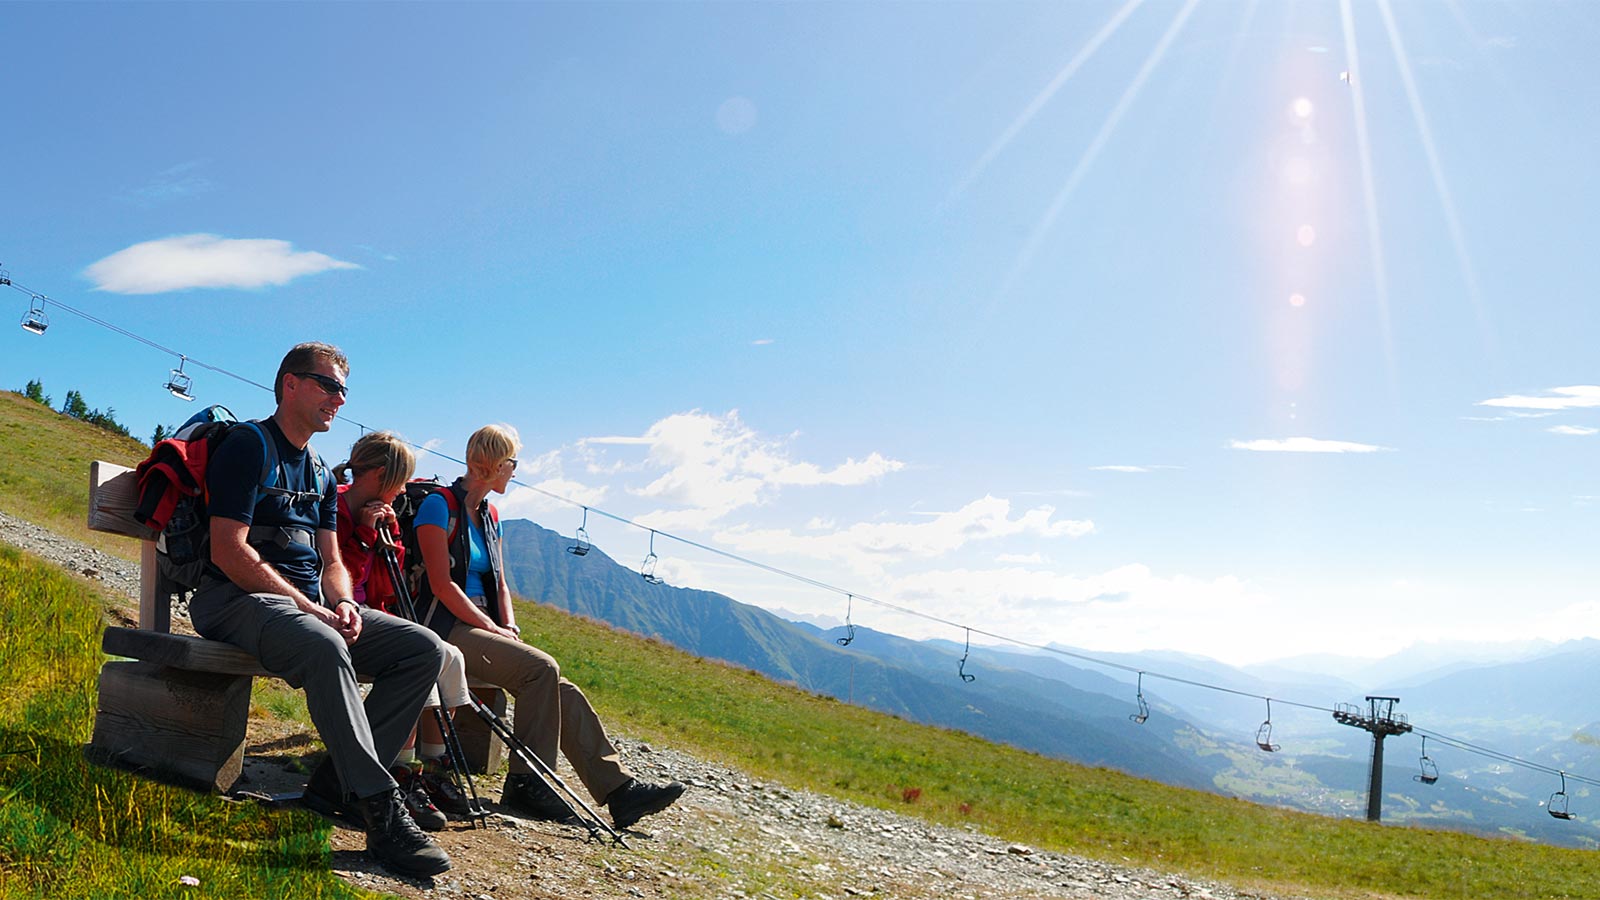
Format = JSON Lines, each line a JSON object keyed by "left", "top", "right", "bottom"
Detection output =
{"left": 238, "top": 420, "right": 280, "bottom": 490}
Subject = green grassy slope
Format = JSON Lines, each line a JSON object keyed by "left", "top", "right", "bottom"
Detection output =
{"left": 0, "top": 389, "right": 149, "bottom": 560}
{"left": 7, "top": 393, "right": 1600, "bottom": 898}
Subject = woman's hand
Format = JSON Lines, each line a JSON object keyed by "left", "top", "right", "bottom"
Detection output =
{"left": 358, "top": 500, "right": 394, "bottom": 532}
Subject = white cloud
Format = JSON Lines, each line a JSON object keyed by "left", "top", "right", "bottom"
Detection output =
{"left": 497, "top": 479, "right": 610, "bottom": 521}
{"left": 837, "top": 562, "right": 1274, "bottom": 663}
{"left": 1092, "top": 465, "right": 1151, "bottom": 473}
{"left": 585, "top": 410, "right": 903, "bottom": 528}
{"left": 714, "top": 495, "right": 1092, "bottom": 575}
{"left": 752, "top": 338, "right": 775, "bottom": 346}
{"left": 1549, "top": 425, "right": 1598, "bottom": 436}
{"left": 84, "top": 234, "right": 359, "bottom": 294}
{"left": 995, "top": 552, "right": 1044, "bottom": 564}
{"left": 1230, "top": 437, "right": 1389, "bottom": 453}
{"left": 1479, "top": 386, "right": 1600, "bottom": 411}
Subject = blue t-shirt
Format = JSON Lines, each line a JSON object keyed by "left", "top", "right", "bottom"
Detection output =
{"left": 416, "top": 490, "right": 497, "bottom": 599}
{"left": 205, "top": 418, "right": 336, "bottom": 599}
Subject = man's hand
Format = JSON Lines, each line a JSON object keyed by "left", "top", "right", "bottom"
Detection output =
{"left": 313, "top": 599, "right": 364, "bottom": 645}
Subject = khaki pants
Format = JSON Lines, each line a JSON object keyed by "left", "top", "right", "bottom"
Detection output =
{"left": 447, "top": 624, "right": 631, "bottom": 802}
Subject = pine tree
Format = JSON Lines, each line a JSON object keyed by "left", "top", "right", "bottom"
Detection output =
{"left": 61, "top": 390, "right": 89, "bottom": 419}
{"left": 20, "top": 379, "right": 51, "bottom": 407}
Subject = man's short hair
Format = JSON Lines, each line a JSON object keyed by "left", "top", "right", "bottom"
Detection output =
{"left": 275, "top": 342, "right": 350, "bottom": 405}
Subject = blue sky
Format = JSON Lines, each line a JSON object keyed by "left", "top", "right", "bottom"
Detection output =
{"left": 4, "top": 1, "right": 1597, "bottom": 666}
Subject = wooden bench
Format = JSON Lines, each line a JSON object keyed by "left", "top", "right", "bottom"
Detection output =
{"left": 85, "top": 460, "right": 505, "bottom": 793}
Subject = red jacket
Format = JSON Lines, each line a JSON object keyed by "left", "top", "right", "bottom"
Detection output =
{"left": 335, "top": 484, "right": 403, "bottom": 614}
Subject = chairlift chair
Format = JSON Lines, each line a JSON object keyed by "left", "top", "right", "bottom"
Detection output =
{"left": 837, "top": 594, "right": 856, "bottom": 647}
{"left": 1256, "top": 699, "right": 1280, "bottom": 752}
{"left": 165, "top": 358, "right": 196, "bottom": 402}
{"left": 639, "top": 530, "right": 663, "bottom": 584}
{"left": 1129, "top": 672, "right": 1150, "bottom": 725}
{"left": 567, "top": 508, "right": 591, "bottom": 556}
{"left": 0, "top": 267, "right": 12, "bottom": 286}
{"left": 957, "top": 627, "right": 976, "bottom": 683}
{"left": 1549, "top": 772, "right": 1575, "bottom": 820}
{"left": 1415, "top": 735, "right": 1439, "bottom": 785}
{"left": 19, "top": 295, "right": 47, "bottom": 335}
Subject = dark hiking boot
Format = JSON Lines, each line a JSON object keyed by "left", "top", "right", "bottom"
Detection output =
{"left": 606, "top": 778, "right": 686, "bottom": 830}
{"left": 361, "top": 788, "right": 451, "bottom": 878}
{"left": 390, "top": 765, "right": 447, "bottom": 832}
{"left": 419, "top": 756, "right": 475, "bottom": 815}
{"left": 300, "top": 758, "right": 362, "bottom": 826}
{"left": 503, "top": 773, "right": 579, "bottom": 824}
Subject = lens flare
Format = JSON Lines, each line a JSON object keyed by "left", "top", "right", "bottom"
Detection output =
{"left": 1297, "top": 225, "right": 1316, "bottom": 246}
{"left": 1292, "top": 97, "right": 1314, "bottom": 119}
{"left": 1290, "top": 293, "right": 1307, "bottom": 307}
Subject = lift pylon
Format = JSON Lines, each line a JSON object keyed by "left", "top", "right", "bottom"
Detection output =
{"left": 1333, "top": 695, "right": 1412, "bottom": 822}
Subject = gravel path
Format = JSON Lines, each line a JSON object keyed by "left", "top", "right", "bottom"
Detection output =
{"left": 0, "top": 506, "right": 1311, "bottom": 900}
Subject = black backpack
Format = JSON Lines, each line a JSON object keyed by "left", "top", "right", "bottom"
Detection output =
{"left": 389, "top": 477, "right": 452, "bottom": 611}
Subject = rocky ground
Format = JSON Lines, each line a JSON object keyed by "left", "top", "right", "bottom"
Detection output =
{"left": 0, "top": 508, "right": 1310, "bottom": 900}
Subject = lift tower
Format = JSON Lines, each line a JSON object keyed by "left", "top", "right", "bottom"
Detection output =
{"left": 1333, "top": 696, "right": 1411, "bottom": 822}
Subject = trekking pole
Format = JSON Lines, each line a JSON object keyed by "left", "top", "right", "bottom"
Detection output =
{"left": 376, "top": 534, "right": 489, "bottom": 826}
{"left": 460, "top": 691, "right": 627, "bottom": 847}
{"left": 431, "top": 704, "right": 490, "bottom": 823}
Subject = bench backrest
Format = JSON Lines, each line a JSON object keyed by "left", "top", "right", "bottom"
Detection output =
{"left": 87, "top": 461, "right": 170, "bottom": 633}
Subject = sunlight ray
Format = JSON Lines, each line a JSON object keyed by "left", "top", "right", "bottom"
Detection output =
{"left": 1376, "top": 0, "right": 1497, "bottom": 360}
{"left": 1199, "top": 0, "right": 1263, "bottom": 141}
{"left": 945, "top": 0, "right": 1146, "bottom": 208}
{"left": 1338, "top": 0, "right": 1394, "bottom": 381}
{"left": 1001, "top": 0, "right": 1200, "bottom": 295}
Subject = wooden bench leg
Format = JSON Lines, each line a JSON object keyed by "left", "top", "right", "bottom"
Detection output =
{"left": 452, "top": 687, "right": 507, "bottom": 775}
{"left": 90, "top": 661, "right": 253, "bottom": 793}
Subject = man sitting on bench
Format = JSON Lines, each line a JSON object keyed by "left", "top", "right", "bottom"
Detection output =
{"left": 187, "top": 341, "right": 452, "bottom": 878}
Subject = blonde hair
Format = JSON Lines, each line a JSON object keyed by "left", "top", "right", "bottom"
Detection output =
{"left": 466, "top": 423, "right": 521, "bottom": 480}
{"left": 333, "top": 431, "right": 415, "bottom": 496}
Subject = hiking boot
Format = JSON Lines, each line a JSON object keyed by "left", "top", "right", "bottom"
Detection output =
{"left": 300, "top": 758, "right": 362, "bottom": 826}
{"left": 360, "top": 788, "right": 451, "bottom": 878}
{"left": 391, "top": 765, "right": 447, "bottom": 832}
{"left": 418, "top": 759, "right": 474, "bottom": 816}
{"left": 606, "top": 778, "right": 686, "bottom": 830}
{"left": 503, "top": 773, "right": 579, "bottom": 824}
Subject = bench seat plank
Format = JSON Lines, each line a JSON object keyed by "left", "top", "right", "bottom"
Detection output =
{"left": 102, "top": 626, "right": 267, "bottom": 676}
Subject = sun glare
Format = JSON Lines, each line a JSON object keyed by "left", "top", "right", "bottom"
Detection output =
{"left": 1290, "top": 293, "right": 1307, "bottom": 308}
{"left": 1296, "top": 225, "right": 1316, "bottom": 247}
{"left": 1291, "top": 97, "right": 1314, "bottom": 119}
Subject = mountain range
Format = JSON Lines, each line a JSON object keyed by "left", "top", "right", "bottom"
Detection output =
{"left": 499, "top": 517, "right": 1600, "bottom": 848}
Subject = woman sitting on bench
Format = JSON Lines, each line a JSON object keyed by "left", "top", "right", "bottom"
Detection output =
{"left": 334, "top": 431, "right": 473, "bottom": 830}
{"left": 412, "top": 423, "right": 684, "bottom": 830}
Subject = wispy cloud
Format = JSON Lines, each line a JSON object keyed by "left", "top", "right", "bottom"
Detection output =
{"left": 751, "top": 338, "right": 774, "bottom": 346}
{"left": 1090, "top": 464, "right": 1182, "bottom": 473}
{"left": 583, "top": 410, "right": 903, "bottom": 529}
{"left": 356, "top": 244, "right": 400, "bottom": 262}
{"left": 123, "top": 160, "right": 215, "bottom": 206}
{"left": 713, "top": 495, "right": 1092, "bottom": 575}
{"left": 1548, "top": 425, "right": 1598, "bottom": 436}
{"left": 85, "top": 234, "right": 359, "bottom": 294}
{"left": 1479, "top": 386, "right": 1600, "bottom": 411}
{"left": 1229, "top": 437, "right": 1390, "bottom": 453}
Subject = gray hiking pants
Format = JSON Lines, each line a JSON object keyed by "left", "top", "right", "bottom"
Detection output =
{"left": 190, "top": 578, "right": 447, "bottom": 801}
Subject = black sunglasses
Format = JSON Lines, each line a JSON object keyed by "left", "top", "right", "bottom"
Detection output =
{"left": 294, "top": 371, "right": 347, "bottom": 397}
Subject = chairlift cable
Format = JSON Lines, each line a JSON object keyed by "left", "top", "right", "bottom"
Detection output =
{"left": 8, "top": 261, "right": 1600, "bottom": 796}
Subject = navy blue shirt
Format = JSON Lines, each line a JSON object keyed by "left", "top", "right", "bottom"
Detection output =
{"left": 205, "top": 418, "right": 337, "bottom": 599}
